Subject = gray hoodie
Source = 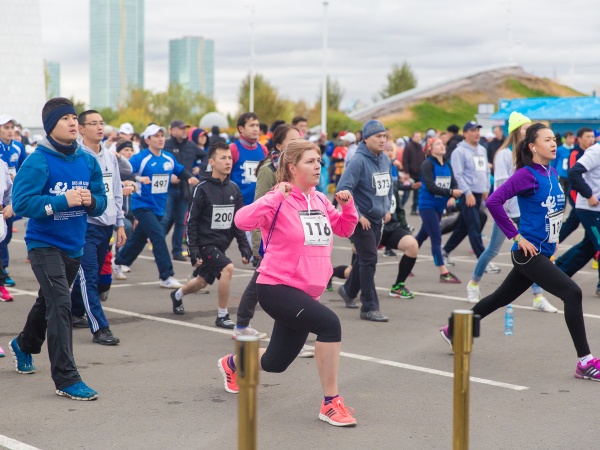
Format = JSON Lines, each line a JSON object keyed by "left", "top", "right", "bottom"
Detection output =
{"left": 80, "top": 141, "right": 127, "bottom": 227}
{"left": 450, "top": 140, "right": 490, "bottom": 196}
{"left": 337, "top": 141, "right": 392, "bottom": 222}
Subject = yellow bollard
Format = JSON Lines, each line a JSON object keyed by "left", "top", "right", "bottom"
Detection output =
{"left": 452, "top": 310, "right": 474, "bottom": 450}
{"left": 237, "top": 335, "right": 259, "bottom": 450}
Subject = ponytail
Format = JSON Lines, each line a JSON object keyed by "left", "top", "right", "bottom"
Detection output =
{"left": 514, "top": 123, "right": 548, "bottom": 170}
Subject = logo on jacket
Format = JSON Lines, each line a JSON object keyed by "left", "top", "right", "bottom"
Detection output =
{"left": 10, "top": 153, "right": 18, "bottom": 162}
{"left": 541, "top": 195, "right": 557, "bottom": 215}
{"left": 45, "top": 204, "right": 53, "bottom": 215}
{"left": 163, "top": 161, "right": 174, "bottom": 171}
{"left": 49, "top": 181, "right": 68, "bottom": 196}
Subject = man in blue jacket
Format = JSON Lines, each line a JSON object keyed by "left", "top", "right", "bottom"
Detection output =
{"left": 8, "top": 98, "right": 107, "bottom": 401}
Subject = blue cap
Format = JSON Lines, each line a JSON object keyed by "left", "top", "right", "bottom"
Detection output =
{"left": 362, "top": 120, "right": 386, "bottom": 140}
{"left": 463, "top": 121, "right": 482, "bottom": 132}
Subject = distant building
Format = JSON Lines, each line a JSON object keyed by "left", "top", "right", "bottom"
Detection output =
{"left": 90, "top": 0, "right": 144, "bottom": 110}
{"left": 0, "top": 0, "right": 46, "bottom": 128}
{"left": 45, "top": 61, "right": 61, "bottom": 99}
{"left": 169, "top": 36, "right": 215, "bottom": 99}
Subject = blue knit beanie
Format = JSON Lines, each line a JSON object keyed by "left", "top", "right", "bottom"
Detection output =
{"left": 362, "top": 120, "right": 386, "bottom": 140}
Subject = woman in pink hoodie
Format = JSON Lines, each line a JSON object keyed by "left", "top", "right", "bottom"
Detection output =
{"left": 218, "top": 139, "right": 359, "bottom": 427}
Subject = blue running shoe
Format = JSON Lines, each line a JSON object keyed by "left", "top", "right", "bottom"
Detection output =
{"left": 4, "top": 275, "right": 15, "bottom": 287}
{"left": 56, "top": 382, "right": 99, "bottom": 401}
{"left": 9, "top": 338, "right": 36, "bottom": 374}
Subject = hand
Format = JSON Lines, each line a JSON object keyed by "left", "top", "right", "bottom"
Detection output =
{"left": 122, "top": 185, "right": 135, "bottom": 196}
{"left": 65, "top": 189, "right": 83, "bottom": 207}
{"left": 78, "top": 188, "right": 92, "bottom": 206}
{"left": 139, "top": 176, "right": 151, "bottom": 184}
{"left": 465, "top": 193, "right": 476, "bottom": 207}
{"left": 447, "top": 198, "right": 456, "bottom": 209}
{"left": 190, "top": 252, "right": 201, "bottom": 267}
{"left": 384, "top": 212, "right": 391, "bottom": 224}
{"left": 335, "top": 190, "right": 352, "bottom": 205}
{"left": 116, "top": 226, "right": 127, "bottom": 248}
{"left": 481, "top": 192, "right": 489, "bottom": 201}
{"left": 587, "top": 195, "right": 600, "bottom": 207}
{"left": 170, "top": 174, "right": 180, "bottom": 184}
{"left": 411, "top": 181, "right": 422, "bottom": 190}
{"left": 2, "top": 204, "right": 13, "bottom": 220}
{"left": 452, "top": 189, "right": 463, "bottom": 198}
{"left": 518, "top": 237, "right": 538, "bottom": 257}
{"left": 358, "top": 216, "right": 371, "bottom": 230}
{"left": 192, "top": 167, "right": 200, "bottom": 175}
{"left": 114, "top": 151, "right": 121, "bottom": 159}
{"left": 242, "top": 256, "right": 249, "bottom": 265}
{"left": 393, "top": 160, "right": 402, "bottom": 170}
{"left": 278, "top": 182, "right": 292, "bottom": 198}
{"left": 188, "top": 177, "right": 199, "bottom": 186}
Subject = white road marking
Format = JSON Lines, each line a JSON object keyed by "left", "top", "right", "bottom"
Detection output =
{"left": 0, "top": 434, "right": 42, "bottom": 450}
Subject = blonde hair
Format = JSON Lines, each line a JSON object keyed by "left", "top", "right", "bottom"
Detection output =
{"left": 276, "top": 140, "right": 321, "bottom": 183}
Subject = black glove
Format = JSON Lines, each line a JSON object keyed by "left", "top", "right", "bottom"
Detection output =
{"left": 190, "top": 252, "right": 200, "bottom": 267}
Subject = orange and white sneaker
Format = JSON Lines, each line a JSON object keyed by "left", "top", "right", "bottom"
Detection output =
{"left": 218, "top": 355, "right": 239, "bottom": 394}
{"left": 319, "top": 396, "right": 357, "bottom": 427}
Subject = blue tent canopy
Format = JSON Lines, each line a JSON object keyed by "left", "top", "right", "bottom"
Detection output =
{"left": 491, "top": 97, "right": 600, "bottom": 121}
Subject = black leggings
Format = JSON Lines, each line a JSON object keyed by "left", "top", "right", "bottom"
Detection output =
{"left": 257, "top": 283, "right": 341, "bottom": 373}
{"left": 472, "top": 250, "right": 589, "bottom": 357}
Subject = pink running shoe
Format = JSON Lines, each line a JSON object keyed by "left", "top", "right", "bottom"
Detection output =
{"left": 575, "top": 358, "right": 600, "bottom": 381}
{"left": 0, "top": 345, "right": 4, "bottom": 357}
{"left": 440, "top": 325, "right": 453, "bottom": 351}
{"left": 0, "top": 286, "right": 13, "bottom": 302}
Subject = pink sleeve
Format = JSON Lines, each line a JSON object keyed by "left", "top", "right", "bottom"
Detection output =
{"left": 321, "top": 193, "right": 358, "bottom": 238}
{"left": 234, "top": 189, "right": 285, "bottom": 231}
{"left": 230, "top": 143, "right": 239, "bottom": 165}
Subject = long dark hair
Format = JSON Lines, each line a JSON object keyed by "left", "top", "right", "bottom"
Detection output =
{"left": 515, "top": 123, "right": 549, "bottom": 170}
{"left": 256, "top": 124, "right": 295, "bottom": 173}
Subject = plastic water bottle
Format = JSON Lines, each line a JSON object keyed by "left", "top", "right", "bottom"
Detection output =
{"left": 504, "top": 305, "right": 514, "bottom": 336}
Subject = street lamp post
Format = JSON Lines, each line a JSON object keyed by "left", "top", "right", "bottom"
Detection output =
{"left": 321, "top": 1, "right": 328, "bottom": 136}
{"left": 249, "top": 5, "right": 255, "bottom": 113}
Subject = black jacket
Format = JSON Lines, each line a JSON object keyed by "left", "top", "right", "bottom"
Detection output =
{"left": 165, "top": 137, "right": 208, "bottom": 199}
{"left": 446, "top": 134, "right": 464, "bottom": 159}
{"left": 402, "top": 140, "right": 425, "bottom": 179}
{"left": 187, "top": 173, "right": 252, "bottom": 259}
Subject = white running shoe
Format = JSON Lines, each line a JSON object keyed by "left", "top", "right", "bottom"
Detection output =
{"left": 484, "top": 263, "right": 501, "bottom": 274}
{"left": 160, "top": 276, "right": 183, "bottom": 289}
{"left": 121, "top": 265, "right": 131, "bottom": 273}
{"left": 442, "top": 251, "right": 455, "bottom": 267}
{"left": 533, "top": 296, "right": 558, "bottom": 313}
{"left": 297, "top": 344, "right": 315, "bottom": 358}
{"left": 112, "top": 263, "right": 127, "bottom": 280}
{"left": 466, "top": 283, "right": 481, "bottom": 304}
{"left": 232, "top": 326, "right": 267, "bottom": 340}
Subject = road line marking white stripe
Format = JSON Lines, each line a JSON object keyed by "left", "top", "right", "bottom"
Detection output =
{"left": 0, "top": 434, "right": 42, "bottom": 450}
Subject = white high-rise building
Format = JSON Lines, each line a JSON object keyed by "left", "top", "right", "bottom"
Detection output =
{"left": 0, "top": 0, "right": 46, "bottom": 128}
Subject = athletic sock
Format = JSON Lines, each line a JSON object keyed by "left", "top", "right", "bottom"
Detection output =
{"left": 333, "top": 265, "right": 348, "bottom": 279}
{"left": 218, "top": 308, "right": 228, "bottom": 318}
{"left": 236, "top": 325, "right": 248, "bottom": 330}
{"left": 227, "top": 354, "right": 236, "bottom": 372}
{"left": 324, "top": 394, "right": 339, "bottom": 405}
{"left": 580, "top": 355, "right": 594, "bottom": 365}
{"left": 395, "top": 256, "right": 417, "bottom": 286}
{"left": 468, "top": 281, "right": 478, "bottom": 288}
{"left": 174, "top": 288, "right": 183, "bottom": 301}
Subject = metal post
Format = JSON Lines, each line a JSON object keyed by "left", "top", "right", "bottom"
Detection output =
{"left": 249, "top": 5, "right": 255, "bottom": 113}
{"left": 237, "top": 335, "right": 259, "bottom": 450}
{"left": 320, "top": 1, "right": 329, "bottom": 136}
{"left": 452, "top": 310, "right": 473, "bottom": 450}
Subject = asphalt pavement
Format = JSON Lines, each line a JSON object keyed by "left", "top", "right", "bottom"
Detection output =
{"left": 1, "top": 210, "right": 599, "bottom": 450}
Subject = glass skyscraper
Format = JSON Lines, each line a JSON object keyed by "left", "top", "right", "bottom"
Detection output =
{"left": 169, "top": 37, "right": 215, "bottom": 99}
{"left": 90, "top": 0, "right": 144, "bottom": 110}
{"left": 45, "top": 61, "right": 61, "bottom": 99}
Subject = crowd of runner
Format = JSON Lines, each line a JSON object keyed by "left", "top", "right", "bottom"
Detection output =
{"left": 1, "top": 99, "right": 600, "bottom": 426}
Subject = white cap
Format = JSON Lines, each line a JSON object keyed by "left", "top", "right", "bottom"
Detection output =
{"left": 341, "top": 132, "right": 356, "bottom": 144}
{"left": 0, "top": 115, "right": 16, "bottom": 126}
{"left": 143, "top": 124, "right": 166, "bottom": 138}
{"left": 31, "top": 134, "right": 43, "bottom": 144}
{"left": 119, "top": 123, "right": 134, "bottom": 135}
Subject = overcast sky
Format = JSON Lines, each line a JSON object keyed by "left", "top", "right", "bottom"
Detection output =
{"left": 40, "top": 0, "right": 600, "bottom": 115}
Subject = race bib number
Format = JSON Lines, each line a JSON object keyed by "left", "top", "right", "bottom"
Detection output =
{"left": 372, "top": 172, "right": 391, "bottom": 197}
{"left": 299, "top": 210, "right": 332, "bottom": 246}
{"left": 562, "top": 159, "right": 568, "bottom": 171}
{"left": 8, "top": 166, "right": 16, "bottom": 176}
{"left": 242, "top": 160, "right": 259, "bottom": 184}
{"left": 103, "top": 173, "right": 113, "bottom": 200}
{"left": 435, "top": 176, "right": 451, "bottom": 189}
{"left": 211, "top": 205, "right": 234, "bottom": 230}
{"left": 390, "top": 194, "right": 397, "bottom": 214}
{"left": 151, "top": 174, "right": 169, "bottom": 194}
{"left": 548, "top": 209, "right": 564, "bottom": 244}
{"left": 473, "top": 156, "right": 487, "bottom": 172}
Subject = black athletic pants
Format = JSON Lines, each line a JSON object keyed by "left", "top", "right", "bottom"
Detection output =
{"left": 257, "top": 284, "right": 341, "bottom": 373}
{"left": 472, "top": 249, "right": 589, "bottom": 357}
{"left": 18, "top": 247, "right": 82, "bottom": 389}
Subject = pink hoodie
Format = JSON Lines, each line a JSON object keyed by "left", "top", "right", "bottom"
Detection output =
{"left": 235, "top": 185, "right": 358, "bottom": 299}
